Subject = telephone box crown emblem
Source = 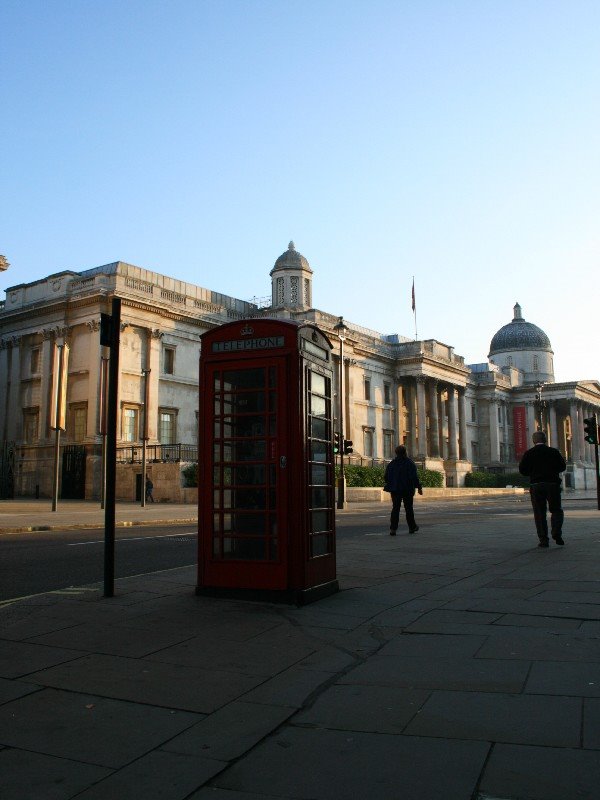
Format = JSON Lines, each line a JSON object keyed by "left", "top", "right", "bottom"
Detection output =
{"left": 240, "top": 324, "right": 254, "bottom": 336}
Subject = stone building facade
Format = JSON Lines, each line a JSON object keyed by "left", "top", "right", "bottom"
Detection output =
{"left": 0, "top": 243, "right": 599, "bottom": 498}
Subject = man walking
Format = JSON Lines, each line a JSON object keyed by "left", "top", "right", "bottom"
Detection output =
{"left": 519, "top": 430, "right": 566, "bottom": 547}
{"left": 384, "top": 445, "right": 423, "bottom": 535}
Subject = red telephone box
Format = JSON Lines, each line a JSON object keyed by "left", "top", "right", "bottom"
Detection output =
{"left": 197, "top": 318, "right": 338, "bottom": 605}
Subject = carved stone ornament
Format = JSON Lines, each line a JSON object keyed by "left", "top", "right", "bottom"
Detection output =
{"left": 87, "top": 320, "right": 100, "bottom": 332}
{"left": 151, "top": 328, "right": 164, "bottom": 339}
{"left": 0, "top": 255, "right": 10, "bottom": 271}
{"left": 51, "top": 279, "right": 62, "bottom": 292}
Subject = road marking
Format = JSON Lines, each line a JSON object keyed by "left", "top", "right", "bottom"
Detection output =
{"left": 68, "top": 532, "right": 196, "bottom": 546}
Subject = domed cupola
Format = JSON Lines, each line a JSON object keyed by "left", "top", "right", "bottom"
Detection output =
{"left": 488, "top": 303, "right": 554, "bottom": 382}
{"left": 270, "top": 241, "right": 313, "bottom": 310}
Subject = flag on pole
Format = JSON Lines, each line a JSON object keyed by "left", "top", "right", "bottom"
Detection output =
{"left": 411, "top": 278, "right": 416, "bottom": 312}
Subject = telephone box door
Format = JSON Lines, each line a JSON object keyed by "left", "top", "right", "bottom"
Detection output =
{"left": 201, "top": 357, "right": 289, "bottom": 589}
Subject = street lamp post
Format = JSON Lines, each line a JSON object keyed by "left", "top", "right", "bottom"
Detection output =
{"left": 334, "top": 316, "right": 348, "bottom": 510}
{"left": 141, "top": 367, "right": 150, "bottom": 507}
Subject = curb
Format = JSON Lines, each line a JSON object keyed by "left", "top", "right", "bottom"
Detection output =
{"left": 1, "top": 518, "right": 198, "bottom": 534}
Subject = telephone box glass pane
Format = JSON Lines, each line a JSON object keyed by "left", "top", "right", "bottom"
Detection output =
{"left": 211, "top": 364, "right": 278, "bottom": 563}
{"left": 311, "top": 441, "right": 328, "bottom": 462}
{"left": 311, "top": 534, "right": 330, "bottom": 557}
{"left": 311, "top": 418, "right": 328, "bottom": 440}
{"left": 311, "top": 465, "right": 327, "bottom": 485}
{"left": 311, "top": 510, "right": 329, "bottom": 532}
{"left": 311, "top": 487, "right": 328, "bottom": 507}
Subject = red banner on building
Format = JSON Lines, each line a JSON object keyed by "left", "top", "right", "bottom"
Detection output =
{"left": 513, "top": 405, "right": 528, "bottom": 459}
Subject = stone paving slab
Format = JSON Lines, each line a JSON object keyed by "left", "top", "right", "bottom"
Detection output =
{"left": 294, "top": 684, "right": 430, "bottom": 733}
{"left": 211, "top": 727, "right": 489, "bottom": 800}
{"left": 28, "top": 621, "right": 197, "bottom": 658}
{"left": 525, "top": 660, "right": 600, "bottom": 697}
{"left": 583, "top": 697, "right": 600, "bottom": 749}
{"left": 0, "top": 748, "right": 112, "bottom": 800}
{"left": 240, "top": 665, "right": 335, "bottom": 709}
{"left": 0, "top": 676, "right": 40, "bottom": 704}
{"left": 146, "top": 628, "right": 317, "bottom": 677}
{"left": 0, "top": 687, "right": 200, "bottom": 768}
{"left": 404, "top": 690, "right": 581, "bottom": 747}
{"left": 163, "top": 700, "right": 295, "bottom": 761}
{"left": 338, "top": 654, "right": 530, "bottom": 693}
{"left": 377, "top": 632, "right": 487, "bottom": 658}
{"left": 480, "top": 743, "right": 600, "bottom": 800}
{"left": 476, "top": 629, "right": 600, "bottom": 662}
{"left": 28, "top": 653, "right": 262, "bottom": 713}
{"left": 0, "top": 638, "right": 82, "bottom": 679}
{"left": 72, "top": 750, "right": 227, "bottom": 800}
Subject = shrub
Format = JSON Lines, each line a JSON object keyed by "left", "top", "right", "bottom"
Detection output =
{"left": 418, "top": 468, "right": 444, "bottom": 487}
{"left": 182, "top": 463, "right": 198, "bottom": 487}
{"left": 465, "top": 471, "right": 529, "bottom": 488}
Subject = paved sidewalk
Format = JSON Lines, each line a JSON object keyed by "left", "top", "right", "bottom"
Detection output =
{"left": 1, "top": 500, "right": 600, "bottom": 799}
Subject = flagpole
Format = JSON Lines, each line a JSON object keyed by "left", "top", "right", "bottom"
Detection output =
{"left": 412, "top": 277, "right": 418, "bottom": 340}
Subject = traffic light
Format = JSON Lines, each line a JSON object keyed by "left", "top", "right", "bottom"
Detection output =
{"left": 333, "top": 432, "right": 340, "bottom": 454}
{"left": 584, "top": 415, "right": 598, "bottom": 445}
{"left": 343, "top": 439, "right": 354, "bottom": 455}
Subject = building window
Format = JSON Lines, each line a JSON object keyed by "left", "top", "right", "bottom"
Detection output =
{"left": 30, "top": 348, "right": 40, "bottom": 374}
{"left": 159, "top": 409, "right": 177, "bottom": 444}
{"left": 23, "top": 408, "right": 39, "bottom": 444}
{"left": 71, "top": 404, "right": 87, "bottom": 442}
{"left": 384, "top": 383, "right": 391, "bottom": 405}
{"left": 304, "top": 278, "right": 310, "bottom": 306}
{"left": 364, "top": 378, "right": 371, "bottom": 401}
{"left": 383, "top": 431, "right": 394, "bottom": 459}
{"left": 163, "top": 347, "right": 175, "bottom": 375}
{"left": 277, "top": 277, "right": 284, "bottom": 305}
{"left": 497, "top": 405, "right": 502, "bottom": 423}
{"left": 533, "top": 355, "right": 539, "bottom": 371}
{"left": 363, "top": 428, "right": 374, "bottom": 457}
{"left": 507, "top": 356, "right": 513, "bottom": 367}
{"left": 122, "top": 407, "right": 139, "bottom": 442}
{"left": 471, "top": 441, "right": 478, "bottom": 465}
{"left": 471, "top": 403, "right": 476, "bottom": 422}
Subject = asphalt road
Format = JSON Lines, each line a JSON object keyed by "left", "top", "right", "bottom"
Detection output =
{"left": 1, "top": 495, "right": 594, "bottom": 602}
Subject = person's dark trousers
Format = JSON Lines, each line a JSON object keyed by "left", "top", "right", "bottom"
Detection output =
{"left": 529, "top": 482, "right": 564, "bottom": 542}
{"left": 390, "top": 491, "right": 416, "bottom": 532}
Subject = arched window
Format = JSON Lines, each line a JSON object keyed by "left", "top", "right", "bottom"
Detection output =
{"left": 507, "top": 356, "right": 513, "bottom": 367}
{"left": 533, "top": 355, "right": 539, "bottom": 371}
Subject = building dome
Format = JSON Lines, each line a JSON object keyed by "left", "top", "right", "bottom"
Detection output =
{"left": 270, "top": 241, "right": 312, "bottom": 276}
{"left": 488, "top": 303, "right": 552, "bottom": 356}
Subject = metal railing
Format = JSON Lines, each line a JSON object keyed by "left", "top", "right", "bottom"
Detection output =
{"left": 116, "top": 443, "right": 197, "bottom": 464}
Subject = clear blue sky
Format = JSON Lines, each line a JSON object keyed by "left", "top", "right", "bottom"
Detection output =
{"left": 1, "top": 0, "right": 598, "bottom": 382}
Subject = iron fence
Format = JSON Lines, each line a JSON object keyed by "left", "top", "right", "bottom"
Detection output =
{"left": 116, "top": 443, "right": 198, "bottom": 464}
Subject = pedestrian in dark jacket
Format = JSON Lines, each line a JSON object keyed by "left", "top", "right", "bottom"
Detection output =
{"left": 519, "top": 430, "right": 566, "bottom": 547}
{"left": 384, "top": 445, "right": 423, "bottom": 535}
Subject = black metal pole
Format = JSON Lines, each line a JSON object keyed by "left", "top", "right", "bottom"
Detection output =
{"left": 104, "top": 298, "right": 121, "bottom": 597}
{"left": 595, "top": 441, "right": 600, "bottom": 511}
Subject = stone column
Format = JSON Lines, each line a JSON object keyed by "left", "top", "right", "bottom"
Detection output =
{"left": 438, "top": 389, "right": 446, "bottom": 459}
{"left": 416, "top": 376, "right": 427, "bottom": 458}
{"left": 146, "top": 329, "right": 163, "bottom": 442}
{"left": 577, "top": 402, "right": 586, "bottom": 463}
{"left": 526, "top": 401, "right": 536, "bottom": 443}
{"left": 569, "top": 401, "right": 580, "bottom": 463}
{"left": 447, "top": 385, "right": 458, "bottom": 459}
{"left": 408, "top": 380, "right": 417, "bottom": 456}
{"left": 86, "top": 321, "right": 102, "bottom": 440}
{"left": 0, "top": 340, "right": 9, "bottom": 441}
{"left": 6, "top": 337, "right": 22, "bottom": 440}
{"left": 489, "top": 398, "right": 500, "bottom": 462}
{"left": 38, "top": 333, "right": 54, "bottom": 442}
{"left": 549, "top": 401, "right": 558, "bottom": 450}
{"left": 428, "top": 380, "right": 440, "bottom": 457}
{"left": 458, "top": 388, "right": 468, "bottom": 460}
{"left": 395, "top": 381, "right": 404, "bottom": 446}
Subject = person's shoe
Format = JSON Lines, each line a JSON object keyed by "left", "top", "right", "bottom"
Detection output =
{"left": 553, "top": 535, "right": 565, "bottom": 546}
{"left": 538, "top": 539, "right": 549, "bottom": 548}
{"left": 409, "top": 526, "right": 419, "bottom": 534}
{"left": 389, "top": 530, "right": 396, "bottom": 536}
